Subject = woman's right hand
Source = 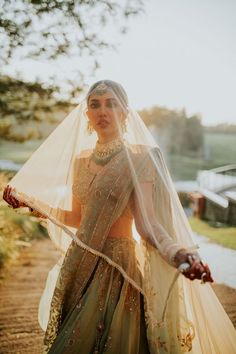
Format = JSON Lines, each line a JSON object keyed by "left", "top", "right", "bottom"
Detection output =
{"left": 3, "top": 185, "right": 48, "bottom": 219}
{"left": 3, "top": 185, "right": 27, "bottom": 209}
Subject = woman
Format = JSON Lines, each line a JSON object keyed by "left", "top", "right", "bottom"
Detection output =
{"left": 3, "top": 80, "right": 236, "bottom": 353}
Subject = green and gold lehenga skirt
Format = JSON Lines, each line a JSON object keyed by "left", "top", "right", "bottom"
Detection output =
{"left": 45, "top": 237, "right": 150, "bottom": 354}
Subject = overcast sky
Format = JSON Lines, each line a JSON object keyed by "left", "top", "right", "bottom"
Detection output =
{"left": 6, "top": 0, "right": 236, "bottom": 125}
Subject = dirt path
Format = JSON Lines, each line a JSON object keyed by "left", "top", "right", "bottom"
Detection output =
{"left": 0, "top": 238, "right": 235, "bottom": 354}
{"left": 0, "top": 238, "right": 60, "bottom": 354}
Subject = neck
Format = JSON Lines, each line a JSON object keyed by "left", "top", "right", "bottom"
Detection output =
{"left": 97, "top": 133, "right": 122, "bottom": 144}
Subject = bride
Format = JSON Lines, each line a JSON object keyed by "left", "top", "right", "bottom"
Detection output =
{"left": 3, "top": 80, "right": 236, "bottom": 353}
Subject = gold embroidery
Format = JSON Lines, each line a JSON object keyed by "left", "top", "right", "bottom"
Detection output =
{"left": 155, "top": 337, "right": 168, "bottom": 352}
{"left": 43, "top": 150, "right": 149, "bottom": 353}
{"left": 177, "top": 322, "right": 195, "bottom": 352}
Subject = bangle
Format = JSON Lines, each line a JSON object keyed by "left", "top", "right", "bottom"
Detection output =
{"left": 170, "top": 248, "right": 187, "bottom": 267}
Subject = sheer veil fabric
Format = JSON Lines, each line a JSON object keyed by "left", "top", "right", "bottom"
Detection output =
{"left": 8, "top": 82, "right": 236, "bottom": 353}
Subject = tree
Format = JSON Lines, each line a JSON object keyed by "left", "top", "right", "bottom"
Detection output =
{"left": 139, "top": 105, "right": 204, "bottom": 156}
{"left": 0, "top": 75, "right": 73, "bottom": 141}
{"left": 0, "top": 0, "right": 144, "bottom": 94}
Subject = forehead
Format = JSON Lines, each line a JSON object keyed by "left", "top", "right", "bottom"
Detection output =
{"left": 88, "top": 90, "right": 119, "bottom": 102}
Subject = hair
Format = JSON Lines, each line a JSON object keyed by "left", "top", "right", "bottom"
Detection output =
{"left": 86, "top": 80, "right": 128, "bottom": 109}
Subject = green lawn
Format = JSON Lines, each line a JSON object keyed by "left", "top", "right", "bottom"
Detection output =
{"left": 189, "top": 217, "right": 236, "bottom": 250}
{"left": 167, "top": 132, "right": 236, "bottom": 180}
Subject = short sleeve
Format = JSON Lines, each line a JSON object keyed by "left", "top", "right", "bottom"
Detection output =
{"left": 72, "top": 156, "right": 82, "bottom": 181}
{"left": 138, "top": 156, "right": 156, "bottom": 183}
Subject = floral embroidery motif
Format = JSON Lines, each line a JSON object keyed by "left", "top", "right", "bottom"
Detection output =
{"left": 177, "top": 322, "right": 195, "bottom": 352}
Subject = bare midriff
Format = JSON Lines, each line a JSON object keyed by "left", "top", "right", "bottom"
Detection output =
{"left": 107, "top": 215, "right": 133, "bottom": 239}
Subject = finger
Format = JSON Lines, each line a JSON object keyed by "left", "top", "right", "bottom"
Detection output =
{"left": 203, "top": 264, "right": 214, "bottom": 282}
{"left": 187, "top": 262, "right": 203, "bottom": 279}
{"left": 5, "top": 186, "right": 10, "bottom": 200}
{"left": 199, "top": 264, "right": 214, "bottom": 283}
{"left": 3, "top": 186, "right": 11, "bottom": 203}
{"left": 7, "top": 186, "right": 13, "bottom": 202}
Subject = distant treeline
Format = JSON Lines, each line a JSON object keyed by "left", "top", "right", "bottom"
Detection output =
{"left": 139, "top": 106, "right": 204, "bottom": 156}
{"left": 204, "top": 123, "right": 236, "bottom": 134}
{"left": 1, "top": 75, "right": 235, "bottom": 151}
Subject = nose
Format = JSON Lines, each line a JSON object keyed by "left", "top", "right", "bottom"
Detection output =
{"left": 98, "top": 104, "right": 107, "bottom": 116}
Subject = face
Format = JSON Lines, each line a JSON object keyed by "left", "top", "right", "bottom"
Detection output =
{"left": 86, "top": 90, "right": 127, "bottom": 140}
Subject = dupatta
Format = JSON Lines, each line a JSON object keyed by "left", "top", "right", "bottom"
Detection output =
{"left": 7, "top": 84, "right": 236, "bottom": 353}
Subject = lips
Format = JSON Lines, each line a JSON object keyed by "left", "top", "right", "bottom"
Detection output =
{"left": 98, "top": 120, "right": 109, "bottom": 127}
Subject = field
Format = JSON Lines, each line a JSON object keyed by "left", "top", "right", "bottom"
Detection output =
{"left": 1, "top": 132, "right": 235, "bottom": 181}
{"left": 167, "top": 132, "right": 236, "bottom": 180}
{"left": 0, "top": 139, "right": 43, "bottom": 164}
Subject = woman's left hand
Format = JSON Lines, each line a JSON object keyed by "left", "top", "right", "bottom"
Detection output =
{"left": 174, "top": 250, "right": 214, "bottom": 283}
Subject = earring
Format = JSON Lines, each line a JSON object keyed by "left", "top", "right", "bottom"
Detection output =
{"left": 87, "top": 121, "right": 94, "bottom": 135}
{"left": 121, "top": 119, "right": 127, "bottom": 134}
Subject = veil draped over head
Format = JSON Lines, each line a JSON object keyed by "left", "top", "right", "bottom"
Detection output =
{"left": 9, "top": 80, "right": 236, "bottom": 353}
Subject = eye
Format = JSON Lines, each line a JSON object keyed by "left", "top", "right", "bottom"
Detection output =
{"left": 89, "top": 102, "right": 99, "bottom": 109}
{"left": 107, "top": 100, "right": 118, "bottom": 108}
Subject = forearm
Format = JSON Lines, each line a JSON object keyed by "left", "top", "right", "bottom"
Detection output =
{"left": 138, "top": 220, "right": 186, "bottom": 266}
{"left": 50, "top": 208, "right": 81, "bottom": 228}
{"left": 29, "top": 204, "right": 81, "bottom": 228}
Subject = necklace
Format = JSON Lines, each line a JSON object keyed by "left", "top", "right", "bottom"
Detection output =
{"left": 90, "top": 137, "right": 125, "bottom": 166}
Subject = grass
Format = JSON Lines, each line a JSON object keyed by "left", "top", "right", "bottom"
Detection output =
{"left": 0, "top": 139, "right": 43, "bottom": 164}
{"left": 167, "top": 132, "right": 236, "bottom": 181}
{"left": 189, "top": 217, "right": 236, "bottom": 250}
{"left": 0, "top": 132, "right": 236, "bottom": 180}
{"left": 0, "top": 171, "right": 48, "bottom": 273}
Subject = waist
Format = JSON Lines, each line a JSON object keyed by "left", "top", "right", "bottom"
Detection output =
{"left": 107, "top": 215, "right": 133, "bottom": 239}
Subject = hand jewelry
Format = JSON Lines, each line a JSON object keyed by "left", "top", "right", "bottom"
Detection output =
{"left": 201, "top": 272, "right": 207, "bottom": 284}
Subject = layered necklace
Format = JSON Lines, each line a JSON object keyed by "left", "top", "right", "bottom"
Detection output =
{"left": 90, "top": 137, "right": 125, "bottom": 166}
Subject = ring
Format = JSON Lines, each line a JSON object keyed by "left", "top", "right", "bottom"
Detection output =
{"left": 190, "top": 273, "right": 195, "bottom": 278}
{"left": 201, "top": 272, "right": 207, "bottom": 283}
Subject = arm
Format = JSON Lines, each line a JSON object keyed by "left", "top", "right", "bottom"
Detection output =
{"left": 133, "top": 182, "right": 183, "bottom": 263}
{"left": 50, "top": 193, "right": 81, "bottom": 228}
{"left": 133, "top": 182, "right": 213, "bottom": 282}
{"left": 3, "top": 184, "right": 81, "bottom": 228}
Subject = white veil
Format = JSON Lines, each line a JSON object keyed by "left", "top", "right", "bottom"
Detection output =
{"left": 7, "top": 81, "right": 236, "bottom": 353}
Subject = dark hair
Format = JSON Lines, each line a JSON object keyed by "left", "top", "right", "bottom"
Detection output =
{"left": 86, "top": 80, "right": 128, "bottom": 108}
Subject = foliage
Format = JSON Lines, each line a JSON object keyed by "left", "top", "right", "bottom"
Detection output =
{"left": 189, "top": 217, "right": 236, "bottom": 250}
{"left": 205, "top": 123, "right": 236, "bottom": 135}
{"left": 0, "top": 171, "right": 48, "bottom": 270}
{"left": 139, "top": 106, "right": 204, "bottom": 156}
{"left": 0, "top": 0, "right": 144, "bottom": 93}
{"left": 0, "top": 75, "right": 74, "bottom": 141}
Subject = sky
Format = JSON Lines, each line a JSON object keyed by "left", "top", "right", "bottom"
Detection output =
{"left": 6, "top": 0, "right": 236, "bottom": 126}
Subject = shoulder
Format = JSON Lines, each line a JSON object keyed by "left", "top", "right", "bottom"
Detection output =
{"left": 126, "top": 144, "right": 159, "bottom": 183}
{"left": 73, "top": 149, "right": 93, "bottom": 167}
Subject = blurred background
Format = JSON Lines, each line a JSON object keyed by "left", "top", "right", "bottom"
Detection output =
{"left": 0, "top": 0, "right": 236, "bottom": 292}
{"left": 0, "top": 2, "right": 235, "bottom": 351}
{"left": 0, "top": 0, "right": 236, "bottom": 260}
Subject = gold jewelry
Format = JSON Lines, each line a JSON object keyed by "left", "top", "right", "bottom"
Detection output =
{"left": 91, "top": 138, "right": 125, "bottom": 166}
{"left": 92, "top": 82, "right": 108, "bottom": 95}
{"left": 121, "top": 119, "right": 127, "bottom": 133}
{"left": 87, "top": 121, "right": 94, "bottom": 135}
{"left": 201, "top": 272, "right": 207, "bottom": 284}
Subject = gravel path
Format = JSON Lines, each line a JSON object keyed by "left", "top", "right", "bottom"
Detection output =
{"left": 0, "top": 238, "right": 235, "bottom": 354}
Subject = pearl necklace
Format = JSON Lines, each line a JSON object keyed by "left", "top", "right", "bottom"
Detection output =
{"left": 91, "top": 138, "right": 125, "bottom": 166}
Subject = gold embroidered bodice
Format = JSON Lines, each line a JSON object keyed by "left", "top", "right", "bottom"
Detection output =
{"left": 72, "top": 157, "right": 134, "bottom": 239}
